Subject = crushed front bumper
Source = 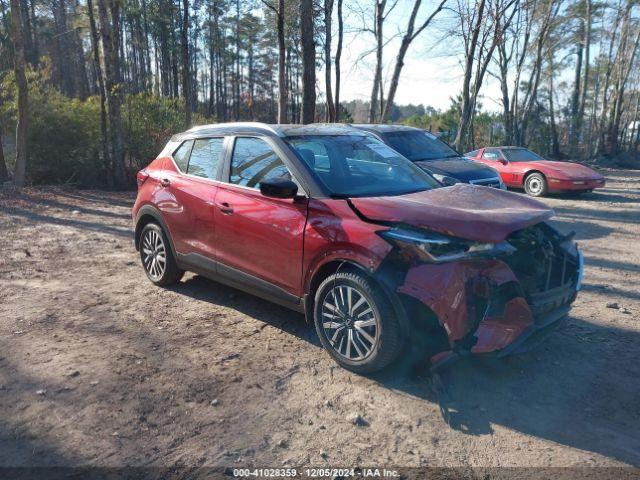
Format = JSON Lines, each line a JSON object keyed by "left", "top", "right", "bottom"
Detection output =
{"left": 396, "top": 255, "right": 581, "bottom": 372}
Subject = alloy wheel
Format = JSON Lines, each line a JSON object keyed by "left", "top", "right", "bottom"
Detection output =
{"left": 141, "top": 229, "right": 167, "bottom": 281}
{"left": 321, "top": 284, "right": 379, "bottom": 361}
{"left": 527, "top": 176, "right": 543, "bottom": 195}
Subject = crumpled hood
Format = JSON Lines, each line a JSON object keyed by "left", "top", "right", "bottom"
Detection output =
{"left": 535, "top": 160, "right": 603, "bottom": 179}
{"left": 350, "top": 184, "right": 554, "bottom": 243}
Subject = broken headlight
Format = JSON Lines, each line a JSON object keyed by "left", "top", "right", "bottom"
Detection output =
{"left": 378, "top": 227, "right": 515, "bottom": 263}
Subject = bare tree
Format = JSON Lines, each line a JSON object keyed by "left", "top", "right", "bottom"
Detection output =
{"left": 324, "top": 0, "right": 336, "bottom": 121}
{"left": 576, "top": 0, "right": 591, "bottom": 149}
{"left": 367, "top": 0, "right": 389, "bottom": 122}
{"left": 87, "top": 0, "right": 110, "bottom": 181}
{"left": 380, "top": 0, "right": 447, "bottom": 122}
{"left": 262, "top": 0, "right": 288, "bottom": 123}
{"left": 10, "top": 0, "right": 28, "bottom": 187}
{"left": 334, "top": 0, "right": 343, "bottom": 120}
{"left": 181, "top": 0, "right": 191, "bottom": 126}
{"left": 454, "top": 0, "right": 517, "bottom": 151}
{"left": 605, "top": 0, "right": 640, "bottom": 154}
{"left": 0, "top": 123, "right": 8, "bottom": 183}
{"left": 300, "top": 0, "right": 316, "bottom": 124}
{"left": 515, "top": 0, "right": 558, "bottom": 145}
{"left": 97, "top": 0, "right": 126, "bottom": 188}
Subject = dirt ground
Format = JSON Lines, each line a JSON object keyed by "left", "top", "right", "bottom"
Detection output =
{"left": 1, "top": 170, "right": 639, "bottom": 474}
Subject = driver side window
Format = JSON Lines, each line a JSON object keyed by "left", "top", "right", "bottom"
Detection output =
{"left": 229, "top": 137, "right": 293, "bottom": 189}
{"left": 483, "top": 148, "right": 502, "bottom": 160}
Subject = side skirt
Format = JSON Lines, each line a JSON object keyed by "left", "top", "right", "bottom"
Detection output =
{"left": 176, "top": 252, "right": 305, "bottom": 314}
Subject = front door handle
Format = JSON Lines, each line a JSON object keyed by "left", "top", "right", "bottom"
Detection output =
{"left": 217, "top": 202, "right": 234, "bottom": 215}
{"left": 160, "top": 178, "right": 171, "bottom": 187}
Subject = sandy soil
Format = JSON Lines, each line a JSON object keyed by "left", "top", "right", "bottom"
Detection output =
{"left": 0, "top": 170, "right": 639, "bottom": 474}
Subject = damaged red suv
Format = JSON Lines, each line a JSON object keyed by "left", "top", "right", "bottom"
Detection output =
{"left": 133, "top": 123, "right": 583, "bottom": 372}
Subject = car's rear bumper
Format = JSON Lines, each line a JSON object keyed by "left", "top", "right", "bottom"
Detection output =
{"left": 548, "top": 177, "right": 605, "bottom": 192}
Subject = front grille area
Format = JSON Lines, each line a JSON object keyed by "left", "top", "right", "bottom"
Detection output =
{"left": 469, "top": 177, "right": 502, "bottom": 188}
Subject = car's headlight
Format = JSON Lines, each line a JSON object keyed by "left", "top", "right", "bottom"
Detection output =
{"left": 378, "top": 228, "right": 515, "bottom": 263}
{"left": 431, "top": 173, "right": 461, "bottom": 186}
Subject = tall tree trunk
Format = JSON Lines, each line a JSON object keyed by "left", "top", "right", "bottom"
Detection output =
{"left": 98, "top": 0, "right": 126, "bottom": 189}
{"left": 569, "top": 17, "right": 584, "bottom": 156}
{"left": 454, "top": 0, "right": 485, "bottom": 151}
{"left": 605, "top": 0, "right": 640, "bottom": 154}
{"left": 87, "top": 0, "right": 110, "bottom": 182}
{"left": 548, "top": 59, "right": 560, "bottom": 157}
{"left": 334, "top": 0, "right": 343, "bottom": 120}
{"left": 10, "top": 0, "right": 28, "bottom": 187}
{"left": 277, "top": 0, "right": 287, "bottom": 123}
{"left": 368, "top": 0, "right": 385, "bottom": 123}
{"left": 324, "top": 0, "right": 335, "bottom": 122}
{"left": 19, "top": 0, "right": 34, "bottom": 64}
{"left": 181, "top": 0, "right": 191, "bottom": 126}
{"left": 498, "top": 41, "right": 513, "bottom": 144}
{"left": 0, "top": 124, "right": 8, "bottom": 183}
{"left": 300, "top": 0, "right": 316, "bottom": 124}
{"left": 207, "top": 3, "right": 215, "bottom": 117}
{"left": 517, "top": 0, "right": 556, "bottom": 145}
{"left": 234, "top": 0, "right": 240, "bottom": 120}
{"left": 576, "top": 0, "right": 591, "bottom": 156}
{"left": 595, "top": 11, "right": 618, "bottom": 155}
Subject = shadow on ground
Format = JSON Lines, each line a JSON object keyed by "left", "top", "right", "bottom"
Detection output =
{"left": 168, "top": 274, "right": 640, "bottom": 466}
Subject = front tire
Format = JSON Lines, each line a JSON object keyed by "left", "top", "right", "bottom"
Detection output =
{"left": 139, "top": 223, "right": 184, "bottom": 286}
{"left": 313, "top": 270, "right": 403, "bottom": 373}
{"left": 524, "top": 172, "right": 548, "bottom": 197}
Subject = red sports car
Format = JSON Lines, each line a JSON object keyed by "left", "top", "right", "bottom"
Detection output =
{"left": 465, "top": 146, "right": 605, "bottom": 197}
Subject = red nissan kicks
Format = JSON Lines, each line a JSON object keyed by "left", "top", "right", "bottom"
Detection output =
{"left": 133, "top": 123, "right": 583, "bottom": 372}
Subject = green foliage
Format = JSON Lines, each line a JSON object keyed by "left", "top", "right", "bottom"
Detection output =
{"left": 1, "top": 71, "right": 194, "bottom": 186}
{"left": 122, "top": 93, "right": 187, "bottom": 170}
{"left": 1, "top": 72, "right": 103, "bottom": 185}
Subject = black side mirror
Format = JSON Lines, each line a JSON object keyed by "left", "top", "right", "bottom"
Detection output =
{"left": 259, "top": 178, "right": 299, "bottom": 199}
{"left": 498, "top": 158, "right": 508, "bottom": 165}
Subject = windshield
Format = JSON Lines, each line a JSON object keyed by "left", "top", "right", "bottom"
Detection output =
{"left": 503, "top": 148, "right": 544, "bottom": 162}
{"left": 382, "top": 130, "right": 458, "bottom": 161}
{"left": 285, "top": 135, "right": 440, "bottom": 197}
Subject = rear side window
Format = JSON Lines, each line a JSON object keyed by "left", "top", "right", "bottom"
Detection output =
{"left": 172, "top": 140, "right": 193, "bottom": 172}
{"left": 187, "top": 138, "right": 224, "bottom": 179}
{"left": 229, "top": 137, "right": 291, "bottom": 188}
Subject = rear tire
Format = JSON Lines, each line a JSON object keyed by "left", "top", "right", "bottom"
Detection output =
{"left": 313, "top": 269, "right": 403, "bottom": 373}
{"left": 139, "top": 223, "right": 184, "bottom": 286}
{"left": 524, "top": 172, "right": 548, "bottom": 197}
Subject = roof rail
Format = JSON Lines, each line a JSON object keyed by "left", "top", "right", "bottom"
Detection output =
{"left": 186, "top": 122, "right": 281, "bottom": 136}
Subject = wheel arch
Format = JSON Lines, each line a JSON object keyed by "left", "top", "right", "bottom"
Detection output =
{"left": 523, "top": 169, "right": 546, "bottom": 185}
{"left": 134, "top": 205, "right": 177, "bottom": 258}
{"left": 304, "top": 257, "right": 411, "bottom": 339}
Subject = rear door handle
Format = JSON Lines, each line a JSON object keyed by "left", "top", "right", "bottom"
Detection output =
{"left": 217, "top": 202, "right": 234, "bottom": 215}
{"left": 160, "top": 178, "right": 171, "bottom": 187}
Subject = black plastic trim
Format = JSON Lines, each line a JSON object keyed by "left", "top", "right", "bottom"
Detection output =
{"left": 134, "top": 205, "right": 178, "bottom": 258}
{"left": 176, "top": 252, "right": 305, "bottom": 313}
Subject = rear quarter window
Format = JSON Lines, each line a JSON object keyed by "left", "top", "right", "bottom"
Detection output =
{"left": 172, "top": 140, "right": 194, "bottom": 172}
